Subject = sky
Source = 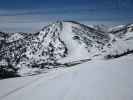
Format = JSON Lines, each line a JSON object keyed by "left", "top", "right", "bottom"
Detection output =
{"left": 0, "top": 0, "right": 133, "bottom": 32}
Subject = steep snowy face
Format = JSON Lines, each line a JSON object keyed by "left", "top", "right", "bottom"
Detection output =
{"left": 58, "top": 21, "right": 111, "bottom": 62}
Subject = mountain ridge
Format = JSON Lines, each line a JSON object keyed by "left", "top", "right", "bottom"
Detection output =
{"left": 0, "top": 21, "right": 133, "bottom": 77}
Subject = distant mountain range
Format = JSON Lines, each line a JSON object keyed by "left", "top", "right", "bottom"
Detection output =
{"left": 0, "top": 21, "right": 133, "bottom": 78}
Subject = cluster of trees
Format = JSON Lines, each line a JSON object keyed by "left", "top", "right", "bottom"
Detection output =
{"left": 0, "top": 59, "right": 20, "bottom": 79}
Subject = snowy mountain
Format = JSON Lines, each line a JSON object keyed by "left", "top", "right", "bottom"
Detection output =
{"left": 0, "top": 21, "right": 133, "bottom": 78}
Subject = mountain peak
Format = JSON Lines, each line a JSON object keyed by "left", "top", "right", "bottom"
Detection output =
{"left": 0, "top": 21, "right": 133, "bottom": 76}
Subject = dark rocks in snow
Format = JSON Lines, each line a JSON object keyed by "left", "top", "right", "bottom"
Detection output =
{"left": 105, "top": 49, "right": 133, "bottom": 59}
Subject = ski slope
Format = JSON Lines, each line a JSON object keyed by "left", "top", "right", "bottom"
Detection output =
{"left": 0, "top": 55, "right": 133, "bottom": 100}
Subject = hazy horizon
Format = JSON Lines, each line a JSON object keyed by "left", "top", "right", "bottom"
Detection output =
{"left": 0, "top": 0, "right": 133, "bottom": 32}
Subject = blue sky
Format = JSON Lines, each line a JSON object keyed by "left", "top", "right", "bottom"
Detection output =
{"left": 0, "top": 0, "right": 133, "bottom": 32}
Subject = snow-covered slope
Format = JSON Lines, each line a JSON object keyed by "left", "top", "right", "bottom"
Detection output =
{"left": 58, "top": 21, "right": 110, "bottom": 62}
{"left": 106, "top": 24, "right": 133, "bottom": 56}
{"left": 0, "top": 55, "right": 133, "bottom": 100}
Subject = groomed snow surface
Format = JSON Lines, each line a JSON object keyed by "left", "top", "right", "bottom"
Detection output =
{"left": 0, "top": 55, "right": 133, "bottom": 100}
